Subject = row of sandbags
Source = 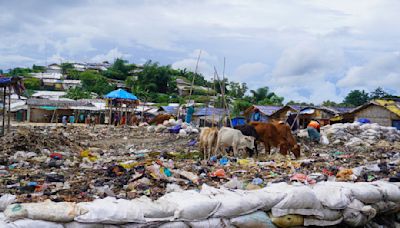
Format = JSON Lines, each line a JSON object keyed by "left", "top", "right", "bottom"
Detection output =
{"left": 1, "top": 181, "right": 400, "bottom": 227}
{"left": 146, "top": 119, "right": 199, "bottom": 136}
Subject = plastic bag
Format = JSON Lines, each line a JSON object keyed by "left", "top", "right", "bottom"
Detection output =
{"left": 343, "top": 199, "right": 376, "bottom": 227}
{"left": 270, "top": 214, "right": 304, "bottom": 227}
{"left": 320, "top": 134, "right": 329, "bottom": 145}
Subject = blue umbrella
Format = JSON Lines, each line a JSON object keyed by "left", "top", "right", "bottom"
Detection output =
{"left": 104, "top": 89, "right": 138, "bottom": 100}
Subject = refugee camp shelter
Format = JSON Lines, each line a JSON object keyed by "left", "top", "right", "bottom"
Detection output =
{"left": 244, "top": 105, "right": 283, "bottom": 122}
{"left": 26, "top": 98, "right": 96, "bottom": 123}
{"left": 193, "top": 107, "right": 227, "bottom": 127}
{"left": 350, "top": 99, "right": 400, "bottom": 129}
{"left": 158, "top": 106, "right": 179, "bottom": 115}
{"left": 104, "top": 89, "right": 139, "bottom": 125}
{"left": 270, "top": 105, "right": 302, "bottom": 121}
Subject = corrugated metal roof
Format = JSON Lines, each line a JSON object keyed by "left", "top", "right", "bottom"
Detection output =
{"left": 375, "top": 99, "right": 400, "bottom": 117}
{"left": 27, "top": 98, "right": 94, "bottom": 108}
{"left": 254, "top": 105, "right": 283, "bottom": 116}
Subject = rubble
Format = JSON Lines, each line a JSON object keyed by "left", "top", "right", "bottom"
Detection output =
{"left": 0, "top": 122, "right": 399, "bottom": 226}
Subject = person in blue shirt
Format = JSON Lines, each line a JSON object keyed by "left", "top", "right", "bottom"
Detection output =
{"left": 69, "top": 114, "right": 75, "bottom": 124}
{"left": 185, "top": 105, "right": 195, "bottom": 124}
{"left": 251, "top": 108, "right": 261, "bottom": 121}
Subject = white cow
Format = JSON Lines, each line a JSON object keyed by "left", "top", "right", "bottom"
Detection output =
{"left": 214, "top": 127, "right": 255, "bottom": 157}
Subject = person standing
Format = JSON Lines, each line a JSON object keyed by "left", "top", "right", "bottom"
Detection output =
{"left": 114, "top": 113, "right": 120, "bottom": 127}
{"left": 185, "top": 105, "right": 195, "bottom": 124}
{"left": 251, "top": 108, "right": 261, "bottom": 122}
{"left": 69, "top": 115, "right": 75, "bottom": 125}
{"left": 62, "top": 115, "right": 68, "bottom": 127}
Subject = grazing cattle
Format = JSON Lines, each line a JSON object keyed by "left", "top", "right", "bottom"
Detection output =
{"left": 199, "top": 127, "right": 219, "bottom": 160}
{"left": 234, "top": 124, "right": 259, "bottom": 157}
{"left": 148, "top": 114, "right": 174, "bottom": 125}
{"left": 272, "top": 121, "right": 301, "bottom": 158}
{"left": 250, "top": 121, "right": 301, "bottom": 158}
{"left": 130, "top": 116, "right": 140, "bottom": 126}
{"left": 249, "top": 122, "right": 289, "bottom": 157}
{"left": 214, "top": 127, "right": 255, "bottom": 157}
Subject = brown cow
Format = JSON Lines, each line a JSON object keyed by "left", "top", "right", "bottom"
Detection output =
{"left": 272, "top": 121, "right": 301, "bottom": 158}
{"left": 249, "top": 121, "right": 295, "bottom": 158}
{"left": 130, "top": 116, "right": 140, "bottom": 126}
{"left": 148, "top": 114, "right": 174, "bottom": 125}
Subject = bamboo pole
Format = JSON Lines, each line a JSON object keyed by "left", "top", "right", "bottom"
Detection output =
{"left": 1, "top": 87, "right": 5, "bottom": 136}
{"left": 188, "top": 50, "right": 202, "bottom": 105}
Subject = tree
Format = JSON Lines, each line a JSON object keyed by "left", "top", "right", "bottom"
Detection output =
{"left": 103, "top": 58, "right": 135, "bottom": 80}
{"left": 64, "top": 87, "right": 91, "bottom": 100}
{"left": 286, "top": 100, "right": 315, "bottom": 106}
{"left": 369, "top": 87, "right": 390, "bottom": 100}
{"left": 232, "top": 99, "right": 252, "bottom": 116}
{"left": 60, "top": 63, "right": 74, "bottom": 76}
{"left": 24, "top": 78, "right": 41, "bottom": 90}
{"left": 32, "top": 65, "right": 45, "bottom": 73}
{"left": 228, "top": 82, "right": 248, "bottom": 98}
{"left": 322, "top": 100, "right": 338, "bottom": 107}
{"left": 343, "top": 90, "right": 370, "bottom": 107}
{"left": 80, "top": 71, "right": 114, "bottom": 95}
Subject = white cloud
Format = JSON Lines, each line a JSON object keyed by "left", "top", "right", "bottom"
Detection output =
{"left": 91, "top": 48, "right": 132, "bottom": 63}
{"left": 338, "top": 53, "right": 400, "bottom": 94}
{"left": 0, "top": 55, "right": 36, "bottom": 69}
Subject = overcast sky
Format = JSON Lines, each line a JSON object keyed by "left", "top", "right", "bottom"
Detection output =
{"left": 1, "top": 0, "right": 399, "bottom": 103}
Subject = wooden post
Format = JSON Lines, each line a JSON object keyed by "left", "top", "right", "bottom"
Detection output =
{"left": 7, "top": 86, "right": 11, "bottom": 133}
{"left": 1, "top": 87, "right": 5, "bottom": 136}
{"left": 188, "top": 50, "right": 202, "bottom": 104}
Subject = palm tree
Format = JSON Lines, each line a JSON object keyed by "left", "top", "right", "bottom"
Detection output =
{"left": 250, "top": 87, "right": 275, "bottom": 103}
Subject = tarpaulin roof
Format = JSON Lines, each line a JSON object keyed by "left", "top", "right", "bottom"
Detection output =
{"left": 159, "top": 106, "right": 178, "bottom": 114}
{"left": 194, "top": 107, "right": 226, "bottom": 116}
{"left": 104, "top": 89, "right": 138, "bottom": 100}
{"left": 253, "top": 105, "right": 283, "bottom": 116}
{"left": 0, "top": 77, "right": 12, "bottom": 86}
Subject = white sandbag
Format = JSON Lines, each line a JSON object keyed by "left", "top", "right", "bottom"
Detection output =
{"left": 188, "top": 218, "right": 231, "bottom": 228}
{"left": 272, "top": 186, "right": 323, "bottom": 217}
{"left": 304, "top": 217, "right": 343, "bottom": 226}
{"left": 347, "top": 183, "right": 384, "bottom": 204}
{"left": 159, "top": 190, "right": 220, "bottom": 221}
{"left": 64, "top": 222, "right": 107, "bottom": 228}
{"left": 158, "top": 221, "right": 189, "bottom": 228}
{"left": 147, "top": 126, "right": 155, "bottom": 133}
{"left": 247, "top": 188, "right": 286, "bottom": 211}
{"left": 155, "top": 124, "right": 167, "bottom": 133}
{"left": 0, "top": 213, "right": 7, "bottom": 227}
{"left": 343, "top": 199, "right": 376, "bottom": 227}
{"left": 131, "top": 196, "right": 178, "bottom": 221}
{"left": 0, "top": 194, "right": 16, "bottom": 211}
{"left": 5, "top": 201, "right": 82, "bottom": 222}
{"left": 121, "top": 222, "right": 161, "bottom": 228}
{"left": 178, "top": 129, "right": 187, "bottom": 137}
{"left": 312, "top": 182, "right": 352, "bottom": 209}
{"left": 201, "top": 186, "right": 267, "bottom": 218}
{"left": 230, "top": 211, "right": 276, "bottom": 228}
{"left": 4, "top": 219, "right": 64, "bottom": 228}
{"left": 371, "top": 201, "right": 399, "bottom": 214}
{"left": 372, "top": 181, "right": 400, "bottom": 202}
{"left": 75, "top": 197, "right": 144, "bottom": 224}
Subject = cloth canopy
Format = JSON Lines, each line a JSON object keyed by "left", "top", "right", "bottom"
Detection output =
{"left": 104, "top": 89, "right": 138, "bottom": 100}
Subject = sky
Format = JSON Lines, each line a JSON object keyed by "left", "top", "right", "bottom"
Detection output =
{"left": 1, "top": 0, "right": 400, "bottom": 104}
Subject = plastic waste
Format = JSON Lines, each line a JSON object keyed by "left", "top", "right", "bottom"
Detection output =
{"left": 219, "top": 157, "right": 229, "bottom": 166}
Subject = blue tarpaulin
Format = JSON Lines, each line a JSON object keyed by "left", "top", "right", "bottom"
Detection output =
{"left": 104, "top": 89, "right": 138, "bottom": 100}
{"left": 0, "top": 77, "right": 12, "bottom": 86}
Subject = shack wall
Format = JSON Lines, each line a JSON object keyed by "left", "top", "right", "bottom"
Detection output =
{"left": 354, "top": 105, "right": 398, "bottom": 127}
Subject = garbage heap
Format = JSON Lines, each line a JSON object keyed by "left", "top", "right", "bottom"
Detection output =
{"left": 323, "top": 122, "right": 400, "bottom": 148}
{"left": 1, "top": 181, "right": 400, "bottom": 227}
